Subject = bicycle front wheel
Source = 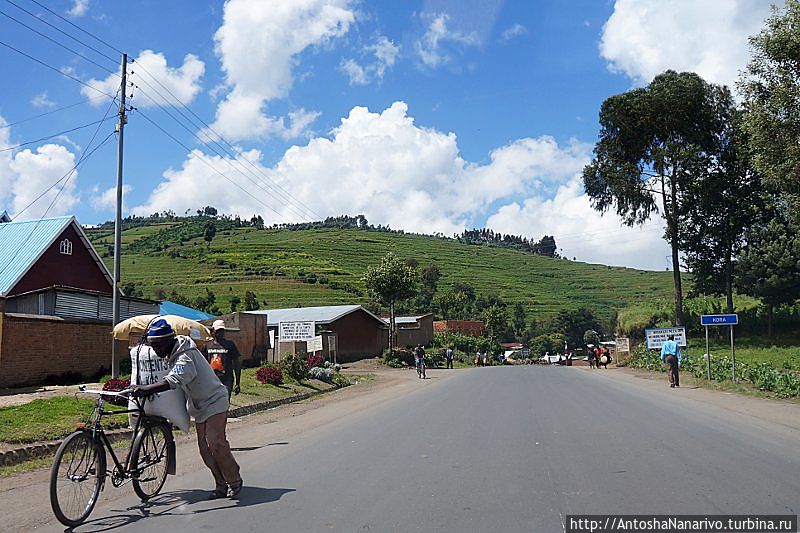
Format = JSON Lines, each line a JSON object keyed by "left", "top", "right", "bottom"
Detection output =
{"left": 50, "top": 430, "right": 105, "bottom": 527}
{"left": 131, "top": 422, "right": 171, "bottom": 501}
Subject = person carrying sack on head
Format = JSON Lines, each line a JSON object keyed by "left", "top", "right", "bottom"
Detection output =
{"left": 202, "top": 320, "right": 242, "bottom": 401}
{"left": 660, "top": 334, "right": 682, "bottom": 388}
{"left": 130, "top": 319, "right": 243, "bottom": 499}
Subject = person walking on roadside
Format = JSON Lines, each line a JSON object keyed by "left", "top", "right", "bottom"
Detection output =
{"left": 587, "top": 344, "right": 597, "bottom": 369}
{"left": 445, "top": 346, "right": 454, "bottom": 369}
{"left": 202, "top": 320, "right": 242, "bottom": 401}
{"left": 660, "top": 334, "right": 682, "bottom": 388}
{"left": 130, "top": 319, "right": 243, "bottom": 499}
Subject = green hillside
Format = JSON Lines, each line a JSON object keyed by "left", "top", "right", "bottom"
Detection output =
{"left": 86, "top": 220, "right": 675, "bottom": 323}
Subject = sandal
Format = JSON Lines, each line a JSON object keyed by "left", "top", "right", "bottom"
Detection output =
{"left": 209, "top": 485, "right": 228, "bottom": 500}
{"left": 227, "top": 478, "right": 243, "bottom": 498}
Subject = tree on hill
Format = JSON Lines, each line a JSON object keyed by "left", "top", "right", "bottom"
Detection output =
{"left": 435, "top": 282, "right": 476, "bottom": 320}
{"left": 244, "top": 290, "right": 259, "bottom": 311}
{"left": 551, "top": 308, "right": 603, "bottom": 350}
{"left": 511, "top": 302, "right": 527, "bottom": 340}
{"left": 735, "top": 214, "right": 800, "bottom": 338}
{"left": 680, "top": 90, "right": 772, "bottom": 313}
{"left": 740, "top": 0, "right": 800, "bottom": 211}
{"left": 583, "top": 70, "right": 726, "bottom": 325}
{"left": 363, "top": 253, "right": 419, "bottom": 352}
{"left": 483, "top": 304, "right": 512, "bottom": 342}
{"left": 230, "top": 295, "right": 241, "bottom": 313}
{"left": 203, "top": 220, "right": 216, "bottom": 248}
{"left": 415, "top": 262, "right": 441, "bottom": 310}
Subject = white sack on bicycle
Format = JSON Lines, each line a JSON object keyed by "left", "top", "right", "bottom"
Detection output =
{"left": 129, "top": 345, "right": 190, "bottom": 432}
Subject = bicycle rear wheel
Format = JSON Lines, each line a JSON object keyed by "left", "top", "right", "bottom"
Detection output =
{"left": 131, "top": 422, "right": 171, "bottom": 501}
{"left": 50, "top": 430, "right": 105, "bottom": 527}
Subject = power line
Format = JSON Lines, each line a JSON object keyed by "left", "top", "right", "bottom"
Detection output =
{"left": 0, "top": 94, "right": 107, "bottom": 129}
{"left": 135, "top": 108, "right": 291, "bottom": 222}
{"left": 131, "top": 63, "right": 322, "bottom": 221}
{"left": 0, "top": 116, "right": 115, "bottom": 153}
{"left": 23, "top": 0, "right": 122, "bottom": 56}
{"left": 0, "top": 7, "right": 117, "bottom": 74}
{"left": 0, "top": 38, "right": 116, "bottom": 98}
{"left": 132, "top": 83, "right": 316, "bottom": 223}
{"left": 2, "top": 0, "right": 118, "bottom": 63}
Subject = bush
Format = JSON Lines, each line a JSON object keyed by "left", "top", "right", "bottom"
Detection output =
{"left": 383, "top": 348, "right": 414, "bottom": 367}
{"left": 102, "top": 378, "right": 131, "bottom": 406}
{"left": 255, "top": 365, "right": 283, "bottom": 385}
{"left": 332, "top": 373, "right": 350, "bottom": 387}
{"left": 280, "top": 353, "right": 308, "bottom": 382}
{"left": 308, "top": 366, "right": 335, "bottom": 382}
{"left": 306, "top": 353, "right": 324, "bottom": 369}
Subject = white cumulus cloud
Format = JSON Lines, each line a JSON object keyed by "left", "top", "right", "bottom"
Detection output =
{"left": 31, "top": 92, "right": 56, "bottom": 108}
{"left": 600, "top": 0, "right": 771, "bottom": 88}
{"left": 499, "top": 23, "right": 527, "bottom": 42}
{"left": 91, "top": 184, "right": 132, "bottom": 212}
{"left": 0, "top": 116, "right": 80, "bottom": 219}
{"left": 83, "top": 50, "right": 205, "bottom": 107}
{"left": 210, "top": 0, "right": 355, "bottom": 140}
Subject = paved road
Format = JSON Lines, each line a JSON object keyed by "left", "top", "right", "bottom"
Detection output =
{"left": 42, "top": 366, "right": 799, "bottom": 532}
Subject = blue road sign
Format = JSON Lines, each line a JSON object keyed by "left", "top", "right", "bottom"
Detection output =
{"left": 701, "top": 314, "right": 739, "bottom": 326}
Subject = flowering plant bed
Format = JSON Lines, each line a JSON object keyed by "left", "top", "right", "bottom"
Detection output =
{"left": 255, "top": 365, "right": 283, "bottom": 385}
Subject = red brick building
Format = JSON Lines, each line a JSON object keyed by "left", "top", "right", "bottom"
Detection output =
{"left": 433, "top": 320, "right": 485, "bottom": 337}
{"left": 0, "top": 216, "right": 157, "bottom": 387}
{"left": 247, "top": 305, "right": 388, "bottom": 363}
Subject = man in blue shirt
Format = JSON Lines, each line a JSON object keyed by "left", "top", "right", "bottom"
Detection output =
{"left": 660, "top": 334, "right": 682, "bottom": 388}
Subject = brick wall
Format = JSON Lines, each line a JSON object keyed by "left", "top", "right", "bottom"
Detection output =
{"left": 0, "top": 313, "right": 112, "bottom": 387}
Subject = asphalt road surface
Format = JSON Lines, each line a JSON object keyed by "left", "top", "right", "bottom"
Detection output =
{"left": 39, "top": 366, "right": 799, "bottom": 532}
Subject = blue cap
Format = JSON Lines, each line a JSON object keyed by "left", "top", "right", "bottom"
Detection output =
{"left": 146, "top": 318, "right": 175, "bottom": 340}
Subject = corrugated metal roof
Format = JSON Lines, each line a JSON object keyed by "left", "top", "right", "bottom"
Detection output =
{"left": 247, "top": 305, "right": 387, "bottom": 326}
{"left": 160, "top": 300, "right": 215, "bottom": 321}
{"left": 395, "top": 315, "right": 426, "bottom": 324}
{"left": 0, "top": 216, "right": 73, "bottom": 296}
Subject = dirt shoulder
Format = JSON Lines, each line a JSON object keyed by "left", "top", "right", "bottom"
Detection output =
{"left": 581, "top": 365, "right": 800, "bottom": 433}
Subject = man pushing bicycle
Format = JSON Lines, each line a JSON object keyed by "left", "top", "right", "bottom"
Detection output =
{"left": 130, "top": 319, "right": 243, "bottom": 499}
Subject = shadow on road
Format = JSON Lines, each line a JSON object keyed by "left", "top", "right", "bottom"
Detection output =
{"left": 67, "top": 486, "right": 296, "bottom": 532}
{"left": 231, "top": 441, "right": 289, "bottom": 452}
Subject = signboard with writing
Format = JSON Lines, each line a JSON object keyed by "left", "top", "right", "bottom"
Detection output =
{"left": 645, "top": 327, "right": 687, "bottom": 350}
{"left": 701, "top": 314, "right": 738, "bottom": 326}
{"left": 615, "top": 337, "right": 630, "bottom": 353}
{"left": 307, "top": 335, "right": 323, "bottom": 352}
{"left": 279, "top": 321, "right": 315, "bottom": 342}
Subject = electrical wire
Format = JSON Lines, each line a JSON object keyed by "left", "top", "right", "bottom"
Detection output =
{"left": 135, "top": 107, "right": 293, "bottom": 222}
{"left": 0, "top": 94, "right": 107, "bottom": 129}
{"left": 132, "top": 83, "right": 316, "bottom": 223}
{"left": 0, "top": 7, "right": 118, "bottom": 74}
{"left": 131, "top": 65, "right": 322, "bottom": 221}
{"left": 3, "top": 0, "right": 119, "bottom": 63}
{"left": 0, "top": 38, "right": 116, "bottom": 98}
{"left": 0, "top": 116, "right": 115, "bottom": 153}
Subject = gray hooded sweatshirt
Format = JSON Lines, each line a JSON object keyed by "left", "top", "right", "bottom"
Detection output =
{"left": 163, "top": 335, "right": 229, "bottom": 423}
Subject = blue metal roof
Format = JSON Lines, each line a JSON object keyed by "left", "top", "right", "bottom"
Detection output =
{"left": 159, "top": 300, "right": 215, "bottom": 321}
{"left": 0, "top": 216, "right": 73, "bottom": 296}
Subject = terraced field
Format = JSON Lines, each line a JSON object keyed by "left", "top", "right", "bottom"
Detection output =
{"left": 87, "top": 221, "right": 675, "bottom": 322}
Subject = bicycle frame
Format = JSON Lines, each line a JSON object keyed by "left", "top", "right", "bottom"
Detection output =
{"left": 81, "top": 391, "right": 176, "bottom": 485}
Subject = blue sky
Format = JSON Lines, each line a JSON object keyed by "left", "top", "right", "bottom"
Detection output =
{"left": 0, "top": 0, "right": 774, "bottom": 269}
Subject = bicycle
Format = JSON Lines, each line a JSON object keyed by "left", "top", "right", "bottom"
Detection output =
{"left": 49, "top": 386, "right": 177, "bottom": 527}
{"left": 416, "top": 358, "right": 426, "bottom": 379}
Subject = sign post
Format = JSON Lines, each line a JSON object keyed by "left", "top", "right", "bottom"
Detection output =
{"left": 700, "top": 314, "right": 738, "bottom": 382}
{"left": 645, "top": 327, "right": 687, "bottom": 373}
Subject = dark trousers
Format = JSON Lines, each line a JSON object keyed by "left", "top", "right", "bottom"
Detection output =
{"left": 666, "top": 355, "right": 679, "bottom": 387}
{"left": 446, "top": 359, "right": 453, "bottom": 369}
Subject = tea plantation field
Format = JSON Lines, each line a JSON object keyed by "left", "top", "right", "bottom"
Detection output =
{"left": 87, "top": 222, "right": 675, "bottom": 322}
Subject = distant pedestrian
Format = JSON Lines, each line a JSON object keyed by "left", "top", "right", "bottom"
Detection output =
{"left": 660, "top": 334, "right": 682, "bottom": 388}
{"left": 587, "top": 344, "right": 597, "bottom": 369}
{"left": 599, "top": 345, "right": 611, "bottom": 369}
{"left": 202, "top": 320, "right": 242, "bottom": 401}
{"left": 445, "top": 346, "right": 454, "bottom": 369}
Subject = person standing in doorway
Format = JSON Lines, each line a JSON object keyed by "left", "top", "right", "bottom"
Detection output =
{"left": 660, "top": 334, "right": 682, "bottom": 388}
{"left": 203, "top": 320, "right": 242, "bottom": 400}
{"left": 445, "top": 346, "right": 454, "bottom": 369}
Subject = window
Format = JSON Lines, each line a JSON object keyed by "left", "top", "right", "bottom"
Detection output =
{"left": 59, "top": 238, "right": 73, "bottom": 256}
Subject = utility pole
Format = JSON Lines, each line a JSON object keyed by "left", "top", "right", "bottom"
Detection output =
{"left": 111, "top": 53, "right": 127, "bottom": 378}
